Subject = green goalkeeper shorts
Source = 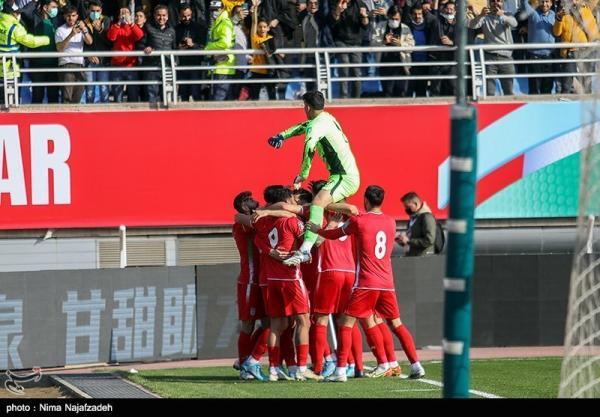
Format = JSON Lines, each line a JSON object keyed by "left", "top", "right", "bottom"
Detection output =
{"left": 322, "top": 174, "right": 360, "bottom": 203}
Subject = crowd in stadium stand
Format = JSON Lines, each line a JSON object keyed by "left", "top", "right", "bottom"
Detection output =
{"left": 1, "top": 0, "right": 599, "bottom": 103}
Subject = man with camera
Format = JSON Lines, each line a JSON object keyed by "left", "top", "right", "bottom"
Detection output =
{"left": 468, "top": 0, "right": 517, "bottom": 96}
{"left": 55, "top": 4, "right": 93, "bottom": 103}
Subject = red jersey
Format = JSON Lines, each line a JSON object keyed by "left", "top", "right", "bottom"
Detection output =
{"left": 232, "top": 223, "right": 260, "bottom": 285}
{"left": 254, "top": 216, "right": 304, "bottom": 281}
{"left": 320, "top": 211, "right": 396, "bottom": 290}
{"left": 318, "top": 222, "right": 355, "bottom": 273}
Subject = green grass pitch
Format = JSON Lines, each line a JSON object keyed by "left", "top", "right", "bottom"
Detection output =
{"left": 122, "top": 357, "right": 562, "bottom": 398}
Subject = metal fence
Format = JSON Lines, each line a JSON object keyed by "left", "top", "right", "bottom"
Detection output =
{"left": 1, "top": 42, "right": 599, "bottom": 107}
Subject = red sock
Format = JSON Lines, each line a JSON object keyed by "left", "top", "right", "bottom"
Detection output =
{"left": 296, "top": 343, "right": 309, "bottom": 367}
{"left": 336, "top": 326, "right": 353, "bottom": 368}
{"left": 378, "top": 322, "right": 397, "bottom": 363}
{"left": 268, "top": 345, "right": 280, "bottom": 368}
{"left": 281, "top": 326, "right": 296, "bottom": 367}
{"left": 364, "top": 325, "right": 387, "bottom": 365}
{"left": 250, "top": 327, "right": 269, "bottom": 361}
{"left": 238, "top": 331, "right": 252, "bottom": 364}
{"left": 393, "top": 324, "right": 418, "bottom": 364}
{"left": 312, "top": 324, "right": 328, "bottom": 374}
{"left": 351, "top": 324, "right": 364, "bottom": 371}
{"left": 324, "top": 342, "right": 332, "bottom": 357}
{"left": 309, "top": 325, "right": 317, "bottom": 366}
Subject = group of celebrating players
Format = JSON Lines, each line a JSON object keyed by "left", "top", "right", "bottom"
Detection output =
{"left": 231, "top": 91, "right": 426, "bottom": 382}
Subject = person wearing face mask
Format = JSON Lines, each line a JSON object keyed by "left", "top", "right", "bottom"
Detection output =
{"left": 20, "top": 0, "right": 61, "bottom": 103}
{"left": 0, "top": 0, "right": 50, "bottom": 105}
{"left": 176, "top": 4, "right": 207, "bottom": 101}
{"left": 428, "top": 0, "right": 456, "bottom": 96}
{"left": 396, "top": 192, "right": 436, "bottom": 257}
{"left": 83, "top": 0, "right": 112, "bottom": 103}
{"left": 380, "top": 6, "right": 414, "bottom": 97}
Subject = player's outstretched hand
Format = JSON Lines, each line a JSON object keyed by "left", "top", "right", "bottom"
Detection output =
{"left": 268, "top": 134, "right": 284, "bottom": 149}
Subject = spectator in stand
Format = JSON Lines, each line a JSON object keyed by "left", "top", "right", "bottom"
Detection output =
{"left": 205, "top": 0, "right": 236, "bottom": 100}
{"left": 165, "top": 0, "right": 207, "bottom": 29}
{"left": 520, "top": 0, "right": 555, "bottom": 95}
{"left": 20, "top": 0, "right": 61, "bottom": 104}
{"left": 329, "top": 0, "right": 370, "bottom": 98}
{"left": 407, "top": 3, "right": 430, "bottom": 97}
{"left": 141, "top": 4, "right": 176, "bottom": 103}
{"left": 380, "top": 6, "right": 414, "bottom": 97}
{"left": 364, "top": 0, "right": 392, "bottom": 80}
{"left": 249, "top": 0, "right": 277, "bottom": 99}
{"left": 176, "top": 4, "right": 208, "bottom": 101}
{"left": 429, "top": 0, "right": 456, "bottom": 96}
{"left": 231, "top": 4, "right": 251, "bottom": 100}
{"left": 299, "top": 0, "right": 328, "bottom": 91}
{"left": 55, "top": 5, "right": 93, "bottom": 103}
{"left": 83, "top": 0, "right": 112, "bottom": 103}
{"left": 553, "top": 0, "right": 598, "bottom": 94}
{"left": 468, "top": 0, "right": 517, "bottom": 96}
{"left": 125, "top": 6, "right": 148, "bottom": 101}
{"left": 107, "top": 6, "right": 144, "bottom": 102}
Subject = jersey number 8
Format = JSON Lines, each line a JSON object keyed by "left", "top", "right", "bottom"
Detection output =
{"left": 375, "top": 231, "right": 386, "bottom": 259}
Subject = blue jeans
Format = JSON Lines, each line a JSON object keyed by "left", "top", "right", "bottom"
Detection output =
{"left": 85, "top": 62, "right": 110, "bottom": 103}
{"left": 110, "top": 70, "right": 137, "bottom": 103}
{"left": 212, "top": 73, "right": 232, "bottom": 101}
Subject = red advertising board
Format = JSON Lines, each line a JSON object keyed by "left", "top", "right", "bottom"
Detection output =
{"left": 0, "top": 104, "right": 520, "bottom": 230}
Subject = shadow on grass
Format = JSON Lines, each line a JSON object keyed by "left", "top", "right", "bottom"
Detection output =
{"left": 125, "top": 374, "right": 245, "bottom": 384}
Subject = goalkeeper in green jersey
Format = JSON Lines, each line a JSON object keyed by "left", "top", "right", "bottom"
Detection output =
{"left": 267, "top": 90, "right": 360, "bottom": 266}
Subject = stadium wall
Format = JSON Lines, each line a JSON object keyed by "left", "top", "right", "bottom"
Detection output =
{"left": 0, "top": 254, "right": 570, "bottom": 370}
{"left": 0, "top": 101, "right": 594, "bottom": 231}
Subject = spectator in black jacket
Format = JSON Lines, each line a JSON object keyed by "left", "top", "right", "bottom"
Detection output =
{"left": 141, "top": 4, "right": 176, "bottom": 103}
{"left": 83, "top": 0, "right": 112, "bottom": 103}
{"left": 127, "top": 6, "right": 149, "bottom": 101}
{"left": 299, "top": 0, "right": 327, "bottom": 91}
{"left": 428, "top": 0, "right": 455, "bottom": 96}
{"left": 21, "top": 0, "right": 62, "bottom": 103}
{"left": 176, "top": 3, "right": 207, "bottom": 101}
{"left": 329, "top": 0, "right": 369, "bottom": 98}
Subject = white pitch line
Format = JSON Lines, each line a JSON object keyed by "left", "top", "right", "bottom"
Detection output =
{"left": 402, "top": 375, "right": 503, "bottom": 399}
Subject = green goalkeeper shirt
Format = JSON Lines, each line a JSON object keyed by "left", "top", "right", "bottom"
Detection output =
{"left": 279, "top": 112, "right": 360, "bottom": 180}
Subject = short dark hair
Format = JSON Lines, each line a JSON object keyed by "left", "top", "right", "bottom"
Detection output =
{"left": 294, "top": 188, "right": 313, "bottom": 205}
{"left": 62, "top": 5, "right": 78, "bottom": 15}
{"left": 365, "top": 185, "right": 385, "bottom": 207}
{"left": 263, "top": 185, "right": 286, "bottom": 205}
{"left": 309, "top": 180, "right": 327, "bottom": 196}
{"left": 179, "top": 4, "right": 193, "bottom": 12}
{"left": 134, "top": 6, "right": 146, "bottom": 14}
{"left": 87, "top": 0, "right": 102, "bottom": 9}
{"left": 233, "top": 191, "right": 259, "bottom": 214}
{"left": 401, "top": 191, "right": 421, "bottom": 204}
{"left": 271, "top": 187, "right": 293, "bottom": 204}
{"left": 302, "top": 90, "right": 325, "bottom": 110}
{"left": 154, "top": 4, "right": 169, "bottom": 14}
{"left": 387, "top": 5, "right": 401, "bottom": 18}
{"left": 410, "top": 3, "right": 423, "bottom": 13}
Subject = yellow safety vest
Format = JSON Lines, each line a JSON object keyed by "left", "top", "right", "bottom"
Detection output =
{"left": 0, "top": 12, "right": 49, "bottom": 78}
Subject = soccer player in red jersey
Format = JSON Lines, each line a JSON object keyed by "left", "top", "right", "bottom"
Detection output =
{"left": 232, "top": 191, "right": 269, "bottom": 380}
{"left": 308, "top": 185, "right": 426, "bottom": 382}
{"left": 253, "top": 187, "right": 321, "bottom": 381}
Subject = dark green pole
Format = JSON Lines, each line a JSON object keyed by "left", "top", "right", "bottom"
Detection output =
{"left": 443, "top": 0, "right": 478, "bottom": 398}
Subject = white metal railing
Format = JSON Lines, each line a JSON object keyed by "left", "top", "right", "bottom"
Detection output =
{"left": 2, "top": 42, "right": 600, "bottom": 107}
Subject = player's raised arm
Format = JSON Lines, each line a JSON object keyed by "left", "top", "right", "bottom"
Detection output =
{"left": 268, "top": 121, "right": 310, "bottom": 149}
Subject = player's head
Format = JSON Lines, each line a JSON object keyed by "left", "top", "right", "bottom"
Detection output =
{"left": 263, "top": 185, "right": 286, "bottom": 205}
{"left": 401, "top": 191, "right": 422, "bottom": 215}
{"left": 233, "top": 191, "right": 259, "bottom": 214}
{"left": 364, "top": 185, "right": 385, "bottom": 211}
{"left": 309, "top": 180, "right": 327, "bottom": 196}
{"left": 271, "top": 187, "right": 294, "bottom": 204}
{"left": 293, "top": 188, "right": 313, "bottom": 205}
{"left": 302, "top": 91, "right": 325, "bottom": 119}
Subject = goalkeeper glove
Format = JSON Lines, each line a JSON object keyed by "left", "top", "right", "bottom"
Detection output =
{"left": 268, "top": 134, "right": 284, "bottom": 149}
